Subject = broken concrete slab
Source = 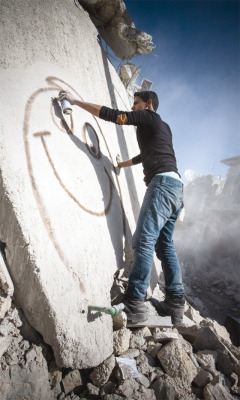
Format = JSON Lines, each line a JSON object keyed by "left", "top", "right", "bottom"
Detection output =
{"left": 1, "top": 0, "right": 146, "bottom": 368}
{"left": 79, "top": 0, "right": 154, "bottom": 60}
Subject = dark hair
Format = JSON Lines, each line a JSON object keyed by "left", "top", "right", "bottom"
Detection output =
{"left": 134, "top": 91, "right": 159, "bottom": 111}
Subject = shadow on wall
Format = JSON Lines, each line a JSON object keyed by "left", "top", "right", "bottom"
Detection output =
{"left": 99, "top": 40, "right": 160, "bottom": 291}
{"left": 52, "top": 98, "right": 132, "bottom": 272}
{"left": 23, "top": 76, "right": 133, "bottom": 292}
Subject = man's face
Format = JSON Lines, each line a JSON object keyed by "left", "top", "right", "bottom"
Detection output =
{"left": 131, "top": 96, "right": 148, "bottom": 111}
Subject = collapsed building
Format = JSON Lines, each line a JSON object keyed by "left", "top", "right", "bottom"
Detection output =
{"left": 174, "top": 156, "right": 240, "bottom": 326}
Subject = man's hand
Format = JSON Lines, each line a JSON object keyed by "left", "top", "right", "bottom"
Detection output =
{"left": 116, "top": 155, "right": 133, "bottom": 169}
{"left": 58, "top": 91, "right": 102, "bottom": 117}
{"left": 116, "top": 154, "right": 122, "bottom": 168}
{"left": 59, "top": 90, "right": 76, "bottom": 105}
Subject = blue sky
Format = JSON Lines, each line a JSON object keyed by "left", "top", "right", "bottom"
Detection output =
{"left": 108, "top": 0, "right": 240, "bottom": 180}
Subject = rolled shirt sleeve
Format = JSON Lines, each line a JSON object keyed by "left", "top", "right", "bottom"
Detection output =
{"left": 132, "top": 154, "right": 142, "bottom": 165}
{"left": 99, "top": 106, "right": 152, "bottom": 126}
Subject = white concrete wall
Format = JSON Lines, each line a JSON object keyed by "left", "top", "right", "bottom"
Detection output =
{"left": 0, "top": 0, "right": 146, "bottom": 368}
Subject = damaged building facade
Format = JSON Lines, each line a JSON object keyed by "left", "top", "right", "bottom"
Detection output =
{"left": 174, "top": 155, "right": 240, "bottom": 325}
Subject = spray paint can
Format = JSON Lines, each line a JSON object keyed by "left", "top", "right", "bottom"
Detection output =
{"left": 59, "top": 91, "right": 72, "bottom": 115}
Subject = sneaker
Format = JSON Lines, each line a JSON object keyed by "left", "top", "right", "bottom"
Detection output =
{"left": 150, "top": 294, "right": 185, "bottom": 325}
{"left": 123, "top": 295, "right": 148, "bottom": 324}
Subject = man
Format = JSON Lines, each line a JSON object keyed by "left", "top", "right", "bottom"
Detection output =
{"left": 59, "top": 90, "right": 185, "bottom": 325}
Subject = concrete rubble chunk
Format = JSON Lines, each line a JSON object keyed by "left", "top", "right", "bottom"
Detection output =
{"left": 113, "top": 327, "right": 131, "bottom": 355}
{"left": 196, "top": 350, "right": 218, "bottom": 375}
{"left": 175, "top": 323, "right": 202, "bottom": 343}
{"left": 121, "top": 348, "right": 140, "bottom": 358}
{"left": 48, "top": 360, "right": 62, "bottom": 398}
{"left": 87, "top": 382, "right": 100, "bottom": 396}
{"left": 0, "top": 252, "right": 14, "bottom": 296}
{"left": 193, "top": 326, "right": 226, "bottom": 352}
{"left": 115, "top": 377, "right": 155, "bottom": 399}
{"left": 112, "top": 310, "right": 127, "bottom": 331}
{"left": 157, "top": 339, "right": 198, "bottom": 387}
{"left": 150, "top": 378, "right": 180, "bottom": 400}
{"left": 216, "top": 348, "right": 237, "bottom": 377}
{"left": 185, "top": 303, "right": 204, "bottom": 324}
{"left": 119, "top": 63, "right": 140, "bottom": 91}
{"left": 62, "top": 370, "right": 82, "bottom": 394}
{"left": 115, "top": 377, "right": 140, "bottom": 398}
{"left": 100, "top": 381, "right": 117, "bottom": 397}
{"left": 0, "top": 340, "right": 51, "bottom": 400}
{"left": 136, "top": 352, "right": 156, "bottom": 376}
{"left": 130, "top": 332, "right": 147, "bottom": 350}
{"left": 90, "top": 354, "right": 115, "bottom": 387}
{"left": 204, "top": 376, "right": 234, "bottom": 400}
{"left": 200, "top": 318, "right": 231, "bottom": 343}
{"left": 0, "top": 294, "right": 12, "bottom": 320}
{"left": 104, "top": 395, "right": 126, "bottom": 400}
{"left": 193, "top": 367, "right": 213, "bottom": 387}
{"left": 0, "top": 336, "right": 11, "bottom": 358}
{"left": 79, "top": 0, "right": 154, "bottom": 59}
{"left": 147, "top": 343, "right": 162, "bottom": 358}
{"left": 153, "top": 329, "right": 179, "bottom": 342}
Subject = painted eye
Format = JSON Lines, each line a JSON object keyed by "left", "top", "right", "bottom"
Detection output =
{"left": 83, "top": 123, "right": 101, "bottom": 159}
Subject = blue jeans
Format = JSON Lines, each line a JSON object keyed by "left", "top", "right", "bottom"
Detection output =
{"left": 127, "top": 174, "right": 184, "bottom": 299}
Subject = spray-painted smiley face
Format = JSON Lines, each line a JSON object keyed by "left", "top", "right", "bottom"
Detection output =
{"left": 23, "top": 77, "right": 125, "bottom": 289}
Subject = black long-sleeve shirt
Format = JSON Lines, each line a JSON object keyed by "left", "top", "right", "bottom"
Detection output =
{"left": 99, "top": 106, "right": 180, "bottom": 186}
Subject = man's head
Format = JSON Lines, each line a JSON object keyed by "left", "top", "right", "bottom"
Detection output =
{"left": 132, "top": 91, "right": 159, "bottom": 112}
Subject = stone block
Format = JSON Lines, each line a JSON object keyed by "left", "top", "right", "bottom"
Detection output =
{"left": 62, "top": 370, "right": 82, "bottom": 394}
{"left": 87, "top": 382, "right": 100, "bottom": 396}
{"left": 130, "top": 333, "right": 146, "bottom": 350}
{"left": 113, "top": 328, "right": 131, "bottom": 355}
{"left": 185, "top": 303, "right": 204, "bottom": 324}
{"left": 204, "top": 378, "right": 234, "bottom": 400}
{"left": 157, "top": 339, "right": 198, "bottom": 387}
{"left": 150, "top": 378, "right": 179, "bottom": 400}
{"left": 90, "top": 354, "right": 115, "bottom": 387}
{"left": 200, "top": 318, "right": 231, "bottom": 343}
{"left": 193, "top": 367, "right": 212, "bottom": 387}
{"left": 0, "top": 344, "right": 51, "bottom": 400}
{"left": 112, "top": 311, "right": 127, "bottom": 331}
{"left": 193, "top": 327, "right": 225, "bottom": 352}
{"left": 136, "top": 352, "right": 156, "bottom": 376}
{"left": 196, "top": 350, "right": 218, "bottom": 374}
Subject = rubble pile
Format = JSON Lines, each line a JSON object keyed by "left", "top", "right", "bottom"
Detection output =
{"left": 78, "top": 0, "right": 154, "bottom": 59}
{"left": 1, "top": 264, "right": 240, "bottom": 400}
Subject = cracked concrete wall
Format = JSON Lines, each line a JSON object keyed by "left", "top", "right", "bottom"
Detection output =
{"left": 0, "top": 0, "right": 147, "bottom": 368}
